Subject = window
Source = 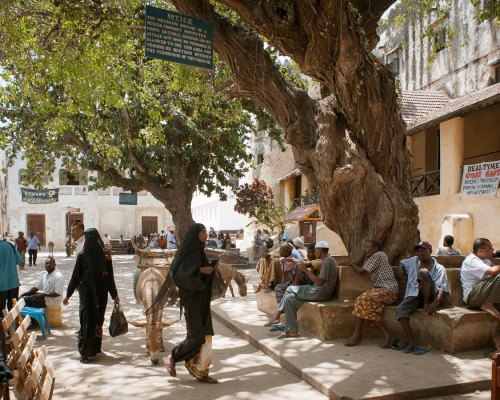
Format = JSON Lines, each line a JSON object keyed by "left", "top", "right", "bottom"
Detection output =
{"left": 257, "top": 153, "right": 264, "bottom": 165}
{"left": 229, "top": 175, "right": 240, "bottom": 188}
{"left": 434, "top": 28, "right": 446, "bottom": 53}
{"left": 60, "top": 169, "right": 87, "bottom": 186}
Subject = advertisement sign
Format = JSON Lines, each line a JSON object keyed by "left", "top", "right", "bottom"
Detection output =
{"left": 21, "top": 188, "right": 59, "bottom": 204}
{"left": 459, "top": 160, "right": 500, "bottom": 196}
{"left": 145, "top": 6, "right": 214, "bottom": 69}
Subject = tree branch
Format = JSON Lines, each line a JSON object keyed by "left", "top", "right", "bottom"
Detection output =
{"left": 121, "top": 106, "right": 147, "bottom": 175}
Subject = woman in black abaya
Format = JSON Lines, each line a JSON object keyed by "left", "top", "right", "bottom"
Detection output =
{"left": 148, "top": 223, "right": 219, "bottom": 383}
{"left": 64, "top": 228, "right": 119, "bottom": 363}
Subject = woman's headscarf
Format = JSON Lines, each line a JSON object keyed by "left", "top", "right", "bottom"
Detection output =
{"left": 292, "top": 237, "right": 305, "bottom": 249}
{"left": 83, "top": 228, "right": 107, "bottom": 276}
{"left": 146, "top": 223, "right": 206, "bottom": 315}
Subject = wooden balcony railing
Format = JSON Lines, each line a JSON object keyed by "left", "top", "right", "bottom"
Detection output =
{"left": 411, "top": 170, "right": 440, "bottom": 198}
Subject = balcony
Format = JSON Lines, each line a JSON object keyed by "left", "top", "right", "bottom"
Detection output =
{"left": 411, "top": 170, "right": 440, "bottom": 198}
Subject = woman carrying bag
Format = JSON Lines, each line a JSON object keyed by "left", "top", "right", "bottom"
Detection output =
{"left": 64, "top": 228, "right": 120, "bottom": 363}
{"left": 148, "top": 223, "right": 219, "bottom": 384}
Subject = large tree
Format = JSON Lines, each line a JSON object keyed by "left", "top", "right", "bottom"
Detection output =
{"left": 170, "top": 0, "right": 419, "bottom": 262}
{"left": 0, "top": 1, "right": 258, "bottom": 237}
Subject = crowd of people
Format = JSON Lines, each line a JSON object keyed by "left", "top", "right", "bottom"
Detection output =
{"left": 255, "top": 232, "right": 500, "bottom": 355}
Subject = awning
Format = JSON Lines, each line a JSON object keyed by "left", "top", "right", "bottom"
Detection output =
{"left": 284, "top": 204, "right": 321, "bottom": 222}
{"left": 277, "top": 168, "right": 301, "bottom": 183}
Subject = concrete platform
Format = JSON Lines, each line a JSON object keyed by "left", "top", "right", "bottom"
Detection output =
{"left": 255, "top": 289, "right": 499, "bottom": 353}
{"left": 211, "top": 278, "right": 493, "bottom": 400}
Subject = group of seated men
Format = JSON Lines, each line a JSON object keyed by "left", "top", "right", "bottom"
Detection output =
{"left": 256, "top": 235, "right": 499, "bottom": 354}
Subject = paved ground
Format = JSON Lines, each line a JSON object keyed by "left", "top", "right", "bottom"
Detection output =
{"left": 12, "top": 251, "right": 495, "bottom": 399}
{"left": 14, "top": 252, "right": 327, "bottom": 400}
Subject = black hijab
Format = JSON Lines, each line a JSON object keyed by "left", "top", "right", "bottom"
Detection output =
{"left": 83, "top": 228, "right": 107, "bottom": 276}
{"left": 146, "top": 223, "right": 208, "bottom": 315}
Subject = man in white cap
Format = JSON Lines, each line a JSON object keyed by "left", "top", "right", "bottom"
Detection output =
{"left": 167, "top": 228, "right": 177, "bottom": 249}
{"left": 265, "top": 241, "right": 338, "bottom": 338}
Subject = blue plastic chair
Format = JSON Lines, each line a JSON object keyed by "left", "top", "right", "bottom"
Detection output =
{"left": 20, "top": 307, "right": 51, "bottom": 340}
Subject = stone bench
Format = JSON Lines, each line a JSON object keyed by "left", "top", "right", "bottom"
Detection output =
{"left": 255, "top": 265, "right": 500, "bottom": 353}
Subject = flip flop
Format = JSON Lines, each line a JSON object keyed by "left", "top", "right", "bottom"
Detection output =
{"left": 403, "top": 345, "right": 415, "bottom": 353}
{"left": 270, "top": 325, "right": 285, "bottom": 331}
{"left": 277, "top": 333, "right": 298, "bottom": 339}
{"left": 264, "top": 322, "right": 279, "bottom": 327}
{"left": 412, "top": 348, "right": 429, "bottom": 355}
{"left": 380, "top": 344, "right": 391, "bottom": 349}
{"left": 390, "top": 339, "right": 409, "bottom": 350}
{"left": 196, "top": 376, "right": 218, "bottom": 384}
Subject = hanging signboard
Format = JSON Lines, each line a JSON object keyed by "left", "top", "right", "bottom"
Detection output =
{"left": 119, "top": 192, "right": 138, "bottom": 205}
{"left": 459, "top": 160, "right": 500, "bottom": 196}
{"left": 21, "top": 188, "right": 59, "bottom": 204}
{"left": 145, "top": 5, "right": 214, "bottom": 69}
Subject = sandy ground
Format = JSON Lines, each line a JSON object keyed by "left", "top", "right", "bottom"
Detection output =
{"left": 14, "top": 252, "right": 327, "bottom": 400}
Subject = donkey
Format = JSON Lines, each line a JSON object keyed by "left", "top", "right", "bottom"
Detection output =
{"left": 218, "top": 262, "right": 250, "bottom": 297}
{"left": 47, "top": 241, "right": 55, "bottom": 257}
{"left": 130, "top": 267, "right": 177, "bottom": 364}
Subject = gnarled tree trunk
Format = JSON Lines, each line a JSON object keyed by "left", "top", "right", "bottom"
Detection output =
{"left": 172, "top": 0, "right": 419, "bottom": 263}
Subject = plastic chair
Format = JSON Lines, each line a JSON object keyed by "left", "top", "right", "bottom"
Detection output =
{"left": 20, "top": 307, "right": 51, "bottom": 340}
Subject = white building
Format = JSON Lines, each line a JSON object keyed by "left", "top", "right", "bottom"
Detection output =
{"left": 4, "top": 157, "right": 173, "bottom": 250}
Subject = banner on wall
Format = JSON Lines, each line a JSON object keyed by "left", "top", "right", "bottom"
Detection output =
{"left": 459, "top": 160, "right": 500, "bottom": 196}
{"left": 21, "top": 188, "right": 59, "bottom": 204}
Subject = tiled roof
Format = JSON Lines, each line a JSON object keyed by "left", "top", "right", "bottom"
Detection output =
{"left": 284, "top": 204, "right": 321, "bottom": 222}
{"left": 401, "top": 90, "right": 451, "bottom": 126}
{"left": 404, "top": 83, "right": 500, "bottom": 135}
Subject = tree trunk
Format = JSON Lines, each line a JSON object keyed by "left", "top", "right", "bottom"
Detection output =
{"left": 173, "top": 0, "right": 419, "bottom": 263}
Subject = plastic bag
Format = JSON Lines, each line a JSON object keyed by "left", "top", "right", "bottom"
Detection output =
{"left": 109, "top": 303, "right": 128, "bottom": 337}
{"left": 211, "top": 267, "right": 227, "bottom": 300}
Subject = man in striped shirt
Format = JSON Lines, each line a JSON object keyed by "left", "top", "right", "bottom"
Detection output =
{"left": 396, "top": 241, "right": 449, "bottom": 351}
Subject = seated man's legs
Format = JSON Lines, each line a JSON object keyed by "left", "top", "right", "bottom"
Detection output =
{"left": 293, "top": 264, "right": 314, "bottom": 286}
{"left": 345, "top": 288, "right": 397, "bottom": 348}
{"left": 268, "top": 285, "right": 296, "bottom": 325}
{"left": 467, "top": 274, "right": 500, "bottom": 319}
{"left": 417, "top": 269, "right": 436, "bottom": 312}
{"left": 281, "top": 287, "right": 307, "bottom": 336}
{"left": 396, "top": 296, "right": 420, "bottom": 347}
{"left": 23, "top": 295, "right": 46, "bottom": 308}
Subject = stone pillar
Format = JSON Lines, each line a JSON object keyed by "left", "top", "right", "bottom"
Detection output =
{"left": 439, "top": 117, "right": 465, "bottom": 195}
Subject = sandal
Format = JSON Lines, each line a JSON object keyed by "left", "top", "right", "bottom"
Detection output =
{"left": 80, "top": 357, "right": 88, "bottom": 364}
{"left": 270, "top": 325, "right": 285, "bottom": 331}
{"left": 403, "top": 345, "right": 415, "bottom": 353}
{"left": 163, "top": 356, "right": 176, "bottom": 377}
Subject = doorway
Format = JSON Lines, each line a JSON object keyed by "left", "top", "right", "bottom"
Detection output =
{"left": 27, "top": 214, "right": 46, "bottom": 246}
{"left": 142, "top": 216, "right": 158, "bottom": 238}
{"left": 299, "top": 221, "right": 316, "bottom": 245}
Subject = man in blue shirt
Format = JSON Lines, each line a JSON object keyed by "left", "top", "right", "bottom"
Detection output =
{"left": 0, "top": 240, "right": 23, "bottom": 317}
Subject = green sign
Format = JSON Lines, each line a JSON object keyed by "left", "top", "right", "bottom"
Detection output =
{"left": 119, "top": 192, "right": 138, "bottom": 205}
{"left": 21, "top": 188, "right": 59, "bottom": 204}
{"left": 145, "top": 6, "right": 214, "bottom": 69}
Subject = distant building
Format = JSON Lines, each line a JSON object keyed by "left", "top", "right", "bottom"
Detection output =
{"left": 4, "top": 157, "right": 172, "bottom": 250}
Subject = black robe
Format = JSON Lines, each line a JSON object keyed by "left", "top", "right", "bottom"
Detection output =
{"left": 67, "top": 254, "right": 118, "bottom": 359}
{"left": 171, "top": 247, "right": 214, "bottom": 363}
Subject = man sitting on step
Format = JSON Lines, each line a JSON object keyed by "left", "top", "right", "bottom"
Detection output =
{"left": 396, "top": 241, "right": 449, "bottom": 353}
{"left": 461, "top": 238, "right": 500, "bottom": 319}
{"left": 20, "top": 257, "right": 64, "bottom": 309}
{"left": 264, "top": 241, "right": 338, "bottom": 339}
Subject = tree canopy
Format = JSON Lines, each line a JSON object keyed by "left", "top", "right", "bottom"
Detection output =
{"left": 0, "top": 0, "right": 263, "bottom": 236}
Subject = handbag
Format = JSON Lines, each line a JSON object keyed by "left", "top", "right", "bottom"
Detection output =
{"left": 109, "top": 303, "right": 128, "bottom": 337}
{"left": 211, "top": 267, "right": 227, "bottom": 300}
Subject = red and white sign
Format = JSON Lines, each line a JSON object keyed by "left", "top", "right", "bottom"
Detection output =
{"left": 460, "top": 160, "right": 500, "bottom": 196}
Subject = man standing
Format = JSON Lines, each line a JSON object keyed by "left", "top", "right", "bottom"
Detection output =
{"left": 265, "top": 241, "right": 338, "bottom": 338}
{"left": 396, "top": 241, "right": 449, "bottom": 353}
{"left": 436, "top": 235, "right": 461, "bottom": 256}
{"left": 71, "top": 222, "right": 85, "bottom": 255}
{"left": 461, "top": 238, "right": 500, "bottom": 319}
{"left": 15, "top": 231, "right": 28, "bottom": 269}
{"left": 345, "top": 240, "right": 399, "bottom": 348}
{"left": 158, "top": 235, "right": 168, "bottom": 249}
{"left": 135, "top": 233, "right": 145, "bottom": 249}
{"left": 0, "top": 240, "right": 22, "bottom": 315}
{"left": 20, "top": 257, "right": 64, "bottom": 308}
{"left": 27, "top": 231, "right": 41, "bottom": 267}
{"left": 167, "top": 228, "right": 177, "bottom": 249}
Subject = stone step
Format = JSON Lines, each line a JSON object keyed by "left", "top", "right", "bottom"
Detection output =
{"left": 255, "top": 289, "right": 499, "bottom": 353}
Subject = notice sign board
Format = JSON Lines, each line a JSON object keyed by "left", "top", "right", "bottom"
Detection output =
{"left": 145, "top": 6, "right": 214, "bottom": 69}
{"left": 21, "top": 188, "right": 59, "bottom": 204}
{"left": 119, "top": 192, "right": 138, "bottom": 205}
{"left": 459, "top": 160, "right": 500, "bottom": 196}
